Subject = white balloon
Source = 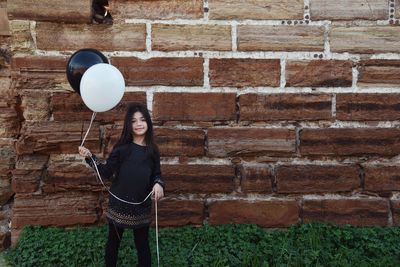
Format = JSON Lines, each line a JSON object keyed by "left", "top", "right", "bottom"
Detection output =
{"left": 80, "top": 63, "right": 125, "bottom": 112}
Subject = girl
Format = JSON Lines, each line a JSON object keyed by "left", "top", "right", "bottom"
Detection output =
{"left": 79, "top": 102, "right": 165, "bottom": 267}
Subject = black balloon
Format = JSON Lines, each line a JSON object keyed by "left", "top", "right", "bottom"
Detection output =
{"left": 66, "top": 48, "right": 109, "bottom": 95}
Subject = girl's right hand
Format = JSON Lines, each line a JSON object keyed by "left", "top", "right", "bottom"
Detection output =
{"left": 78, "top": 146, "right": 92, "bottom": 157}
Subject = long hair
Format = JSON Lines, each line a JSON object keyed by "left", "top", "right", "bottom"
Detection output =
{"left": 115, "top": 102, "right": 158, "bottom": 158}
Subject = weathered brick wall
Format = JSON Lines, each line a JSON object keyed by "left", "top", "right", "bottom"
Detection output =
{"left": 1, "top": 0, "right": 400, "bottom": 247}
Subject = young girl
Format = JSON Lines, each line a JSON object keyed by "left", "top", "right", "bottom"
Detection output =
{"left": 79, "top": 102, "right": 165, "bottom": 267}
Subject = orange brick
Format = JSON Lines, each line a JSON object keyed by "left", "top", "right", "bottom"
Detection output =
{"left": 154, "top": 128, "right": 205, "bottom": 157}
{"left": 208, "top": 128, "right": 296, "bottom": 157}
{"left": 364, "top": 165, "right": 400, "bottom": 192}
{"left": 303, "top": 198, "right": 389, "bottom": 226}
{"left": 111, "top": 0, "right": 203, "bottom": 20}
{"left": 156, "top": 199, "right": 204, "bottom": 226}
{"left": 392, "top": 199, "right": 400, "bottom": 225}
{"left": 239, "top": 164, "right": 273, "bottom": 193}
{"left": 331, "top": 26, "right": 400, "bottom": 54}
{"left": 357, "top": 60, "right": 400, "bottom": 87}
{"left": 8, "top": 0, "right": 92, "bottom": 23}
{"left": 162, "top": 164, "right": 235, "bottom": 193}
{"left": 238, "top": 25, "right": 324, "bottom": 52}
{"left": 152, "top": 24, "right": 231, "bottom": 51}
{"left": 111, "top": 57, "right": 203, "bottom": 86}
{"left": 240, "top": 93, "right": 332, "bottom": 121}
{"left": 209, "top": 0, "right": 304, "bottom": 20}
{"left": 310, "top": 0, "right": 388, "bottom": 20}
{"left": 36, "top": 23, "right": 146, "bottom": 51}
{"left": 153, "top": 93, "right": 236, "bottom": 122}
{"left": 276, "top": 165, "right": 359, "bottom": 193}
{"left": 286, "top": 60, "right": 352, "bottom": 87}
{"left": 300, "top": 128, "right": 400, "bottom": 156}
{"left": 336, "top": 94, "right": 400, "bottom": 121}
{"left": 209, "top": 59, "right": 280, "bottom": 87}
{"left": 0, "top": 8, "right": 10, "bottom": 36}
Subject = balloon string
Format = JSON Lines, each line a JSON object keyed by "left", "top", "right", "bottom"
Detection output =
{"left": 80, "top": 112, "right": 97, "bottom": 147}
{"left": 90, "top": 155, "right": 153, "bottom": 205}
{"left": 155, "top": 197, "right": 159, "bottom": 267}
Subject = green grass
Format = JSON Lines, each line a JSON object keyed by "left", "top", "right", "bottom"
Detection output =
{"left": 3, "top": 222, "right": 400, "bottom": 267}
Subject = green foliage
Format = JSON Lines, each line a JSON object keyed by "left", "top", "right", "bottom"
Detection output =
{"left": 4, "top": 222, "right": 400, "bottom": 267}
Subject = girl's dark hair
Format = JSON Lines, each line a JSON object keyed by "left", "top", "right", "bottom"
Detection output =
{"left": 115, "top": 102, "right": 158, "bottom": 157}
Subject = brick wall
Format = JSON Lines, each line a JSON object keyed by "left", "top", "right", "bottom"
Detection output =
{"left": 1, "top": 0, "right": 400, "bottom": 247}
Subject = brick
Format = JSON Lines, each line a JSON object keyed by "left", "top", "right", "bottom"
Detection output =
{"left": 11, "top": 56, "right": 67, "bottom": 90}
{"left": 392, "top": 199, "right": 400, "bottom": 225}
{"left": 336, "top": 94, "right": 400, "bottom": 121}
{"left": 397, "top": 0, "right": 400, "bottom": 19}
{"left": 209, "top": 0, "right": 304, "bottom": 20}
{"left": 364, "top": 165, "right": 400, "bottom": 192}
{"left": 111, "top": 0, "right": 203, "bottom": 20}
{"left": 303, "top": 198, "right": 389, "bottom": 226}
{"left": 0, "top": 8, "right": 10, "bottom": 36}
{"left": 239, "top": 93, "right": 332, "bottom": 121}
{"left": 7, "top": 0, "right": 92, "bottom": 23}
{"left": 21, "top": 90, "right": 50, "bottom": 121}
{"left": 162, "top": 164, "right": 235, "bottom": 193}
{"left": 331, "top": 26, "right": 400, "bottom": 54}
{"left": 208, "top": 199, "right": 299, "bottom": 227}
{"left": 0, "top": 82, "right": 15, "bottom": 107}
{"left": 36, "top": 22, "right": 146, "bottom": 51}
{"left": 42, "top": 156, "right": 103, "bottom": 193}
{"left": 156, "top": 199, "right": 204, "bottom": 226}
{"left": 0, "top": 177, "right": 12, "bottom": 205}
{"left": 0, "top": 108, "right": 19, "bottom": 138}
{"left": 15, "top": 154, "right": 49, "bottom": 171}
{"left": 51, "top": 91, "right": 147, "bottom": 122}
{"left": 277, "top": 165, "right": 359, "bottom": 193}
{"left": 11, "top": 169, "right": 41, "bottom": 193}
{"left": 12, "top": 192, "right": 100, "bottom": 229}
{"left": 0, "top": 38, "right": 11, "bottom": 76}
{"left": 238, "top": 25, "right": 325, "bottom": 52}
{"left": 357, "top": 60, "right": 400, "bottom": 87}
{"left": 0, "top": 140, "right": 15, "bottom": 175}
{"left": 208, "top": 128, "right": 296, "bottom": 157}
{"left": 154, "top": 128, "right": 205, "bottom": 157}
{"left": 9, "top": 20, "right": 34, "bottom": 54}
{"left": 0, "top": 77, "right": 11, "bottom": 92}
{"left": 209, "top": 59, "right": 280, "bottom": 87}
{"left": 153, "top": 93, "right": 236, "bottom": 122}
{"left": 11, "top": 55, "right": 67, "bottom": 70}
{"left": 152, "top": 24, "right": 231, "bottom": 51}
{"left": 16, "top": 121, "right": 102, "bottom": 155}
{"left": 111, "top": 57, "right": 203, "bottom": 86}
{"left": 286, "top": 60, "right": 353, "bottom": 87}
{"left": 300, "top": 128, "right": 400, "bottom": 156}
{"left": 239, "top": 164, "right": 273, "bottom": 193}
{"left": 310, "top": 0, "right": 388, "bottom": 20}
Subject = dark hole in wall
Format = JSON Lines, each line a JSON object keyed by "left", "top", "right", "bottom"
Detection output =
{"left": 92, "top": 0, "right": 113, "bottom": 24}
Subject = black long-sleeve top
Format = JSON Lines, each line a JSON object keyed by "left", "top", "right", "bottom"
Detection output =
{"left": 86, "top": 142, "right": 164, "bottom": 228}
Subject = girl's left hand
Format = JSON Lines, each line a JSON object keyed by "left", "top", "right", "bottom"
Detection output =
{"left": 152, "top": 183, "right": 164, "bottom": 201}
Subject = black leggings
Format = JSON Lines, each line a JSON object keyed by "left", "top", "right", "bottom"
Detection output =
{"left": 105, "top": 222, "right": 151, "bottom": 267}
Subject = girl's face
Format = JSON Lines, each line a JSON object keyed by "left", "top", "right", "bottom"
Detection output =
{"left": 132, "top": 111, "right": 148, "bottom": 137}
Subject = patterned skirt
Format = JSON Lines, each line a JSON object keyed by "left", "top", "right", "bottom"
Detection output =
{"left": 105, "top": 195, "right": 152, "bottom": 229}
